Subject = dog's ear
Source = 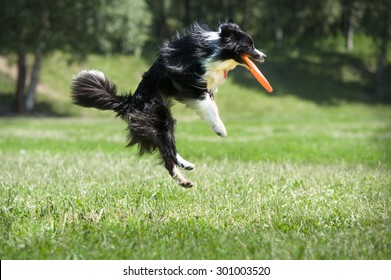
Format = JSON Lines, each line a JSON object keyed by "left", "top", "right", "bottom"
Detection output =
{"left": 220, "top": 23, "right": 230, "bottom": 38}
{"left": 220, "top": 19, "right": 238, "bottom": 38}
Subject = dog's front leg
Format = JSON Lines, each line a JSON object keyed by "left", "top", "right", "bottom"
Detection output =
{"left": 187, "top": 93, "right": 227, "bottom": 137}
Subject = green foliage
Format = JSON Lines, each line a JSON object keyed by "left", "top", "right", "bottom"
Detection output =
{"left": 99, "top": 0, "right": 152, "bottom": 55}
{"left": 0, "top": 0, "right": 151, "bottom": 56}
{"left": 361, "top": 0, "right": 391, "bottom": 40}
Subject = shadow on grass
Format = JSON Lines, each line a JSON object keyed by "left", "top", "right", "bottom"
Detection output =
{"left": 0, "top": 91, "right": 71, "bottom": 117}
{"left": 231, "top": 47, "right": 391, "bottom": 105}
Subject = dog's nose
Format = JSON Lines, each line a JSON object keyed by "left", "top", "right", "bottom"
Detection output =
{"left": 258, "top": 50, "right": 267, "bottom": 59}
{"left": 253, "top": 49, "right": 267, "bottom": 62}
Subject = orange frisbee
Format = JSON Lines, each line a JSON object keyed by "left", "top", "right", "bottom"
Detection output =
{"left": 241, "top": 54, "right": 273, "bottom": 93}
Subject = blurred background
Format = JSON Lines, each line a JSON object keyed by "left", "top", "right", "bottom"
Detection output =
{"left": 0, "top": 0, "right": 390, "bottom": 115}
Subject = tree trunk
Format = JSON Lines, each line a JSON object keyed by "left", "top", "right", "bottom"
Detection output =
{"left": 275, "top": 27, "right": 283, "bottom": 49}
{"left": 16, "top": 47, "right": 27, "bottom": 114}
{"left": 24, "top": 9, "right": 48, "bottom": 113}
{"left": 373, "top": 9, "right": 390, "bottom": 100}
{"left": 345, "top": 13, "right": 354, "bottom": 51}
{"left": 25, "top": 49, "right": 43, "bottom": 113}
{"left": 198, "top": 4, "right": 207, "bottom": 23}
{"left": 156, "top": 0, "right": 166, "bottom": 39}
{"left": 241, "top": 0, "right": 251, "bottom": 31}
{"left": 341, "top": 1, "right": 356, "bottom": 52}
{"left": 183, "top": 0, "right": 191, "bottom": 27}
{"left": 341, "top": 0, "right": 365, "bottom": 52}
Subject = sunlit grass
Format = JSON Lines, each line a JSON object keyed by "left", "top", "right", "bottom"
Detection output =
{"left": 0, "top": 102, "right": 390, "bottom": 259}
{"left": 0, "top": 48, "right": 390, "bottom": 259}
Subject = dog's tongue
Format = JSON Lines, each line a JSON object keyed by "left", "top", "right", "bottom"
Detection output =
{"left": 241, "top": 54, "right": 273, "bottom": 93}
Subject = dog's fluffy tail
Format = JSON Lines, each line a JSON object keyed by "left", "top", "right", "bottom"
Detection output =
{"left": 71, "top": 70, "right": 131, "bottom": 117}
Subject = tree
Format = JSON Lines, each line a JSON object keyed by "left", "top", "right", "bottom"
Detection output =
{"left": 340, "top": 0, "right": 365, "bottom": 51}
{"left": 0, "top": 0, "right": 151, "bottom": 114}
{"left": 360, "top": 0, "right": 391, "bottom": 100}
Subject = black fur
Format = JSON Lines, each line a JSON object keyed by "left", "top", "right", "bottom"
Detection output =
{"left": 71, "top": 20, "right": 266, "bottom": 187}
{"left": 71, "top": 71, "right": 130, "bottom": 116}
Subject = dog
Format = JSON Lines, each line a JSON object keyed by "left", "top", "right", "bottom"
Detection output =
{"left": 71, "top": 20, "right": 267, "bottom": 188}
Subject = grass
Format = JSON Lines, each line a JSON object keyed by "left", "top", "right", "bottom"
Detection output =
{"left": 0, "top": 47, "right": 390, "bottom": 259}
{"left": 0, "top": 99, "right": 390, "bottom": 259}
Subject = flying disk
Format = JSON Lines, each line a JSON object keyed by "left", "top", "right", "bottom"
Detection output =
{"left": 241, "top": 54, "right": 273, "bottom": 93}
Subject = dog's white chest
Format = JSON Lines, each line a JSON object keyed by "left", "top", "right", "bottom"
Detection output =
{"left": 204, "top": 59, "right": 238, "bottom": 93}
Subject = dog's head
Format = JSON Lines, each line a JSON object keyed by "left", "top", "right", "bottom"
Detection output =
{"left": 218, "top": 20, "right": 266, "bottom": 65}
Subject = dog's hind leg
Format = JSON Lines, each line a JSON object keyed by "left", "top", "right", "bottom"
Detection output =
{"left": 159, "top": 135, "right": 193, "bottom": 187}
{"left": 129, "top": 98, "right": 194, "bottom": 187}
{"left": 176, "top": 153, "right": 195, "bottom": 170}
{"left": 165, "top": 161, "right": 193, "bottom": 188}
{"left": 158, "top": 120, "right": 194, "bottom": 188}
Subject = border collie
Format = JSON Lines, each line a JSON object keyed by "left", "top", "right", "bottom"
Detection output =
{"left": 71, "top": 20, "right": 266, "bottom": 187}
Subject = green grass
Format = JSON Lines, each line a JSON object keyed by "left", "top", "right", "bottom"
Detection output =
{"left": 0, "top": 48, "right": 390, "bottom": 259}
{"left": 0, "top": 99, "right": 390, "bottom": 259}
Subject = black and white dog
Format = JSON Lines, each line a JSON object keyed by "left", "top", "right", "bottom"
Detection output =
{"left": 71, "top": 20, "right": 266, "bottom": 187}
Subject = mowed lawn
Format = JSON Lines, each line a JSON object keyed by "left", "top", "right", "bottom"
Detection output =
{"left": 1, "top": 86, "right": 390, "bottom": 260}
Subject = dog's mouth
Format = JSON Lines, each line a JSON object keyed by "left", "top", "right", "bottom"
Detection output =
{"left": 240, "top": 47, "right": 267, "bottom": 70}
{"left": 256, "top": 55, "right": 266, "bottom": 63}
{"left": 246, "top": 49, "right": 267, "bottom": 63}
{"left": 241, "top": 54, "right": 273, "bottom": 93}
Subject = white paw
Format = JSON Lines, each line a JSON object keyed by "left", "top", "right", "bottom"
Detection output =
{"left": 172, "top": 165, "right": 194, "bottom": 188}
{"left": 213, "top": 121, "right": 227, "bottom": 137}
{"left": 176, "top": 154, "right": 195, "bottom": 170}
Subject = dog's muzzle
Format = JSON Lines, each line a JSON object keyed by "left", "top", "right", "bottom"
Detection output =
{"left": 251, "top": 49, "right": 267, "bottom": 63}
